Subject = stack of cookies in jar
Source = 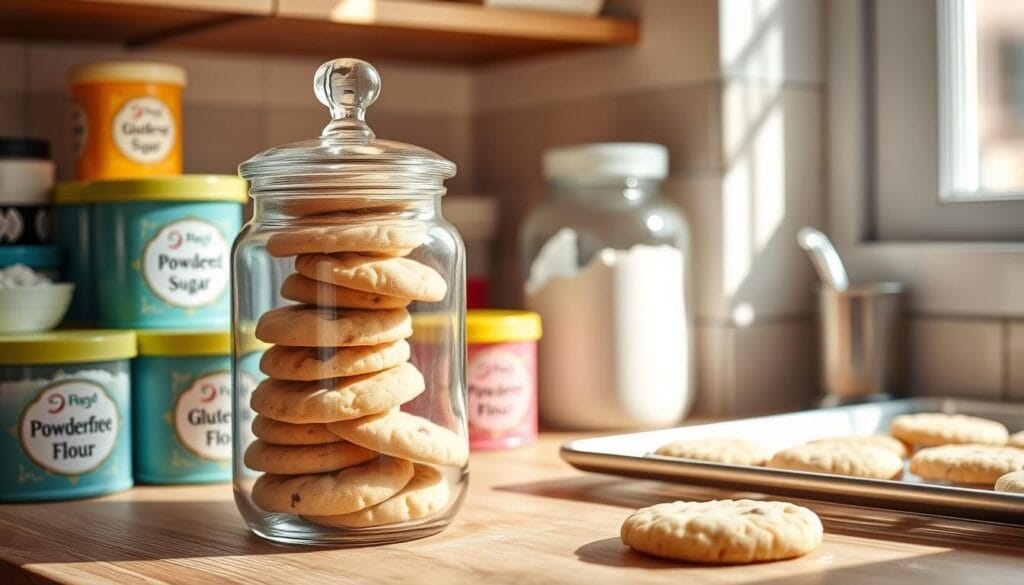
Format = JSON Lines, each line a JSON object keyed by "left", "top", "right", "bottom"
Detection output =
{"left": 244, "top": 223, "right": 467, "bottom": 528}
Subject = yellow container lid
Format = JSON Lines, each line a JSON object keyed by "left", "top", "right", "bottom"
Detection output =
{"left": 136, "top": 330, "right": 231, "bottom": 357}
{"left": 87, "top": 175, "right": 248, "bottom": 204}
{"left": 0, "top": 330, "right": 137, "bottom": 365}
{"left": 467, "top": 310, "right": 542, "bottom": 343}
{"left": 52, "top": 181, "right": 91, "bottom": 205}
{"left": 69, "top": 61, "right": 187, "bottom": 86}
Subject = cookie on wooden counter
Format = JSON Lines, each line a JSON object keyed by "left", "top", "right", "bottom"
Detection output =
{"left": 620, "top": 499, "right": 823, "bottom": 564}
{"left": 251, "top": 415, "right": 342, "bottom": 446}
{"left": 890, "top": 413, "right": 1008, "bottom": 447}
{"left": 994, "top": 470, "right": 1024, "bottom": 494}
{"left": 251, "top": 362, "right": 426, "bottom": 424}
{"left": 260, "top": 340, "right": 411, "bottom": 381}
{"left": 251, "top": 457, "right": 414, "bottom": 515}
{"left": 255, "top": 305, "right": 412, "bottom": 347}
{"left": 328, "top": 410, "right": 468, "bottom": 467}
{"left": 305, "top": 464, "right": 450, "bottom": 528}
{"left": 909, "top": 445, "right": 1024, "bottom": 484}
{"left": 768, "top": 443, "right": 903, "bottom": 480}
{"left": 653, "top": 438, "right": 772, "bottom": 466}
{"left": 809, "top": 435, "right": 909, "bottom": 458}
{"left": 295, "top": 253, "right": 447, "bottom": 302}
{"left": 280, "top": 273, "right": 412, "bottom": 310}
{"left": 265, "top": 222, "right": 426, "bottom": 258}
{"left": 244, "top": 440, "right": 377, "bottom": 475}
{"left": 1008, "top": 430, "right": 1024, "bottom": 449}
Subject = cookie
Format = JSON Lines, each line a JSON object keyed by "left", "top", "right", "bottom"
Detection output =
{"left": 265, "top": 222, "right": 426, "bottom": 258}
{"left": 281, "top": 273, "right": 411, "bottom": 310}
{"left": 909, "top": 444, "right": 1024, "bottom": 484}
{"left": 809, "top": 435, "right": 908, "bottom": 458}
{"left": 995, "top": 470, "right": 1024, "bottom": 494}
{"left": 251, "top": 415, "right": 341, "bottom": 445}
{"left": 244, "top": 440, "right": 377, "bottom": 475}
{"left": 890, "top": 413, "right": 1008, "bottom": 447}
{"left": 305, "top": 464, "right": 450, "bottom": 528}
{"left": 250, "top": 362, "right": 426, "bottom": 424}
{"left": 275, "top": 197, "right": 413, "bottom": 218}
{"left": 1008, "top": 430, "right": 1024, "bottom": 449}
{"left": 260, "top": 340, "right": 411, "bottom": 381}
{"left": 653, "top": 438, "right": 772, "bottom": 466}
{"left": 251, "top": 457, "right": 414, "bottom": 515}
{"left": 327, "top": 410, "right": 468, "bottom": 467}
{"left": 620, "top": 499, "right": 823, "bottom": 564}
{"left": 768, "top": 443, "right": 903, "bottom": 479}
{"left": 295, "top": 253, "right": 447, "bottom": 302}
{"left": 255, "top": 305, "right": 412, "bottom": 347}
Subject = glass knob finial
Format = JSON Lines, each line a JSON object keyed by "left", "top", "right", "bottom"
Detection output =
{"left": 314, "top": 59, "right": 380, "bottom": 135}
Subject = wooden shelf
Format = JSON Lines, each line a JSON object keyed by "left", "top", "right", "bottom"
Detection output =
{"left": 0, "top": 0, "right": 639, "bottom": 64}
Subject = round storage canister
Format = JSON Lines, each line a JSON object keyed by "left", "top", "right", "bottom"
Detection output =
{"left": 133, "top": 330, "right": 233, "bottom": 484}
{"left": 0, "top": 330, "right": 135, "bottom": 502}
{"left": 464, "top": 310, "right": 541, "bottom": 450}
{"left": 0, "top": 138, "right": 54, "bottom": 245}
{"left": 233, "top": 327, "right": 269, "bottom": 474}
{"left": 53, "top": 181, "right": 94, "bottom": 323}
{"left": 233, "top": 58, "right": 467, "bottom": 545}
{"left": 69, "top": 61, "right": 186, "bottom": 180}
{"left": 89, "top": 175, "right": 246, "bottom": 329}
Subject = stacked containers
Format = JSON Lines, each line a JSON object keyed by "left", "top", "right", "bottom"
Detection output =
{"left": 52, "top": 181, "right": 93, "bottom": 322}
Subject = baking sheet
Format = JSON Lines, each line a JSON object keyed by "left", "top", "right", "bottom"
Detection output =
{"left": 560, "top": 398, "right": 1024, "bottom": 525}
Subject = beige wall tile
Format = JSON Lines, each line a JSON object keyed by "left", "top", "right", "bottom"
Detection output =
{"left": 183, "top": 105, "right": 262, "bottom": 175}
{"left": 147, "top": 50, "right": 264, "bottom": 107}
{"left": 720, "top": 0, "right": 824, "bottom": 85}
{"left": 909, "top": 319, "right": 1004, "bottom": 400}
{"left": 0, "top": 41, "right": 25, "bottom": 94}
{"left": 730, "top": 318, "right": 816, "bottom": 414}
{"left": 1007, "top": 321, "right": 1024, "bottom": 400}
{"left": 27, "top": 42, "right": 127, "bottom": 95}
{"left": 691, "top": 323, "right": 732, "bottom": 417}
{"left": 0, "top": 96, "right": 26, "bottom": 136}
{"left": 26, "top": 96, "right": 74, "bottom": 180}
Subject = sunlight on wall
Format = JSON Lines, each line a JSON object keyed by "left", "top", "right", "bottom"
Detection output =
{"left": 720, "top": 0, "right": 784, "bottom": 80}
{"left": 331, "top": 0, "right": 378, "bottom": 22}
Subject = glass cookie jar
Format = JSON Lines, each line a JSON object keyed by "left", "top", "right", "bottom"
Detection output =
{"left": 232, "top": 59, "right": 467, "bottom": 545}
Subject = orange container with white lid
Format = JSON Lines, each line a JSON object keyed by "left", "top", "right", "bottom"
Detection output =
{"left": 69, "top": 62, "right": 186, "bottom": 180}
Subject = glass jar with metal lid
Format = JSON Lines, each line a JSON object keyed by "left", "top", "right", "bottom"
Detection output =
{"left": 232, "top": 58, "right": 467, "bottom": 545}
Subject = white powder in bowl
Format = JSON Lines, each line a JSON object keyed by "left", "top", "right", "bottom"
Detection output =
{"left": 0, "top": 264, "right": 53, "bottom": 289}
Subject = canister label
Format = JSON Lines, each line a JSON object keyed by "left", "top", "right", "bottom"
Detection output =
{"left": 19, "top": 380, "right": 119, "bottom": 475}
{"left": 173, "top": 371, "right": 232, "bottom": 461}
{"left": 468, "top": 348, "right": 532, "bottom": 433}
{"left": 142, "top": 218, "right": 229, "bottom": 308}
{"left": 112, "top": 96, "right": 176, "bottom": 163}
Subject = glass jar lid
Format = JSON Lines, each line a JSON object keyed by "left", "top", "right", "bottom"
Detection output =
{"left": 239, "top": 59, "right": 456, "bottom": 193}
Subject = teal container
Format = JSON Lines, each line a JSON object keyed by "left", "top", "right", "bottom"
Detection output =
{"left": 53, "top": 182, "right": 94, "bottom": 323}
{"left": 133, "top": 330, "right": 234, "bottom": 484}
{"left": 0, "top": 330, "right": 136, "bottom": 502}
{"left": 90, "top": 175, "right": 247, "bottom": 329}
{"left": 234, "top": 328, "right": 268, "bottom": 480}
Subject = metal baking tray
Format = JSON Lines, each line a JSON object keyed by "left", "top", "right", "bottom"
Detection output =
{"left": 561, "top": 398, "right": 1024, "bottom": 525}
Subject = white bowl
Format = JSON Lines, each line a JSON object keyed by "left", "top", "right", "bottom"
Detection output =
{"left": 0, "top": 283, "right": 75, "bottom": 334}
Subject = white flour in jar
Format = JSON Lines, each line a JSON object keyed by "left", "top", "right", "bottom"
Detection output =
{"left": 526, "top": 228, "right": 690, "bottom": 429}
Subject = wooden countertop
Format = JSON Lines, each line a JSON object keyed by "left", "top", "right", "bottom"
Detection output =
{"left": 2, "top": 433, "right": 1023, "bottom": 584}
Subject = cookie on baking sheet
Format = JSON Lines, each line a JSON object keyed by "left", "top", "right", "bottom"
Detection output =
{"left": 995, "top": 470, "right": 1024, "bottom": 494}
{"left": 909, "top": 444, "right": 1024, "bottom": 484}
{"left": 295, "top": 253, "right": 447, "bottom": 302}
{"left": 250, "top": 362, "right": 425, "bottom": 424}
{"left": 768, "top": 443, "right": 903, "bottom": 480}
{"left": 265, "top": 222, "right": 426, "bottom": 258}
{"left": 620, "top": 499, "right": 823, "bottom": 564}
{"left": 1008, "top": 430, "right": 1024, "bottom": 449}
{"left": 808, "top": 435, "right": 908, "bottom": 458}
{"left": 305, "top": 464, "right": 450, "bottom": 528}
{"left": 327, "top": 410, "right": 468, "bottom": 467}
{"left": 890, "top": 413, "right": 1008, "bottom": 447}
{"left": 251, "top": 457, "right": 414, "bottom": 515}
{"left": 260, "top": 340, "right": 411, "bottom": 381}
{"left": 244, "top": 440, "right": 377, "bottom": 475}
{"left": 255, "top": 305, "right": 412, "bottom": 347}
{"left": 280, "top": 273, "right": 411, "bottom": 310}
{"left": 251, "top": 415, "right": 342, "bottom": 445}
{"left": 653, "top": 438, "right": 772, "bottom": 466}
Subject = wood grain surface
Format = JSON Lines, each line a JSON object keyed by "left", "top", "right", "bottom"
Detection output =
{"left": 1, "top": 433, "right": 1023, "bottom": 584}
